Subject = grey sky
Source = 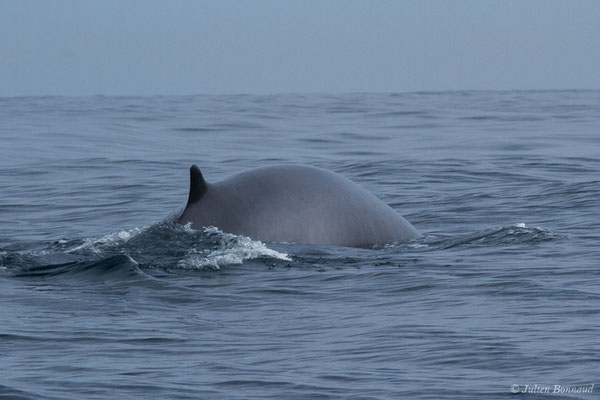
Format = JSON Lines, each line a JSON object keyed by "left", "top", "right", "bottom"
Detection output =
{"left": 1, "top": 0, "right": 599, "bottom": 96}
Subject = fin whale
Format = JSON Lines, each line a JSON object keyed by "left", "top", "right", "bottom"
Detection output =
{"left": 177, "top": 165, "right": 420, "bottom": 248}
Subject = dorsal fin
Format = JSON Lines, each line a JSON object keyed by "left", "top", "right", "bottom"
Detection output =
{"left": 187, "top": 165, "right": 208, "bottom": 205}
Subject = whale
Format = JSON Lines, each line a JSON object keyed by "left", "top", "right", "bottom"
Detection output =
{"left": 177, "top": 164, "right": 421, "bottom": 248}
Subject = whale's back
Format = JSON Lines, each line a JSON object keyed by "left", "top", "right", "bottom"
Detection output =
{"left": 178, "top": 165, "right": 420, "bottom": 248}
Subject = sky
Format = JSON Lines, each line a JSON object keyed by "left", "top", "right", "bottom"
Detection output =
{"left": 1, "top": 0, "right": 599, "bottom": 96}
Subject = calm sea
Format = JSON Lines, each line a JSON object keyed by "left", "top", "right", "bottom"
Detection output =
{"left": 1, "top": 91, "right": 599, "bottom": 399}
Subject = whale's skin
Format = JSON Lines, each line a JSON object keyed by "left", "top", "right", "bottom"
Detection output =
{"left": 177, "top": 165, "right": 421, "bottom": 248}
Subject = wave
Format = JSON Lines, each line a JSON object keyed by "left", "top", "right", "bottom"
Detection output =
{"left": 0, "top": 384, "right": 34, "bottom": 400}
{"left": 176, "top": 227, "right": 291, "bottom": 270}
{"left": 394, "top": 223, "right": 558, "bottom": 252}
{"left": 63, "top": 227, "right": 146, "bottom": 254}
{"left": 2, "top": 223, "right": 292, "bottom": 278}
{"left": 13, "top": 254, "right": 142, "bottom": 280}
{"left": 1, "top": 221, "right": 560, "bottom": 280}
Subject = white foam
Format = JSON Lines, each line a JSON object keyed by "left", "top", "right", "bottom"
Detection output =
{"left": 177, "top": 222, "right": 195, "bottom": 233}
{"left": 177, "top": 227, "right": 291, "bottom": 270}
{"left": 67, "top": 226, "right": 145, "bottom": 253}
{"left": 513, "top": 223, "right": 553, "bottom": 234}
{"left": 126, "top": 255, "right": 139, "bottom": 265}
{"left": 407, "top": 243, "right": 429, "bottom": 249}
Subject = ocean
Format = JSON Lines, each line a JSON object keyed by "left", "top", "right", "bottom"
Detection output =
{"left": 1, "top": 91, "right": 598, "bottom": 399}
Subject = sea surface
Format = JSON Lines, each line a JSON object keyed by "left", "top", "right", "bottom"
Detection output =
{"left": 1, "top": 91, "right": 599, "bottom": 399}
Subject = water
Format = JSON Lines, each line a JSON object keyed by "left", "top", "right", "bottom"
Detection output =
{"left": 1, "top": 91, "right": 599, "bottom": 399}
